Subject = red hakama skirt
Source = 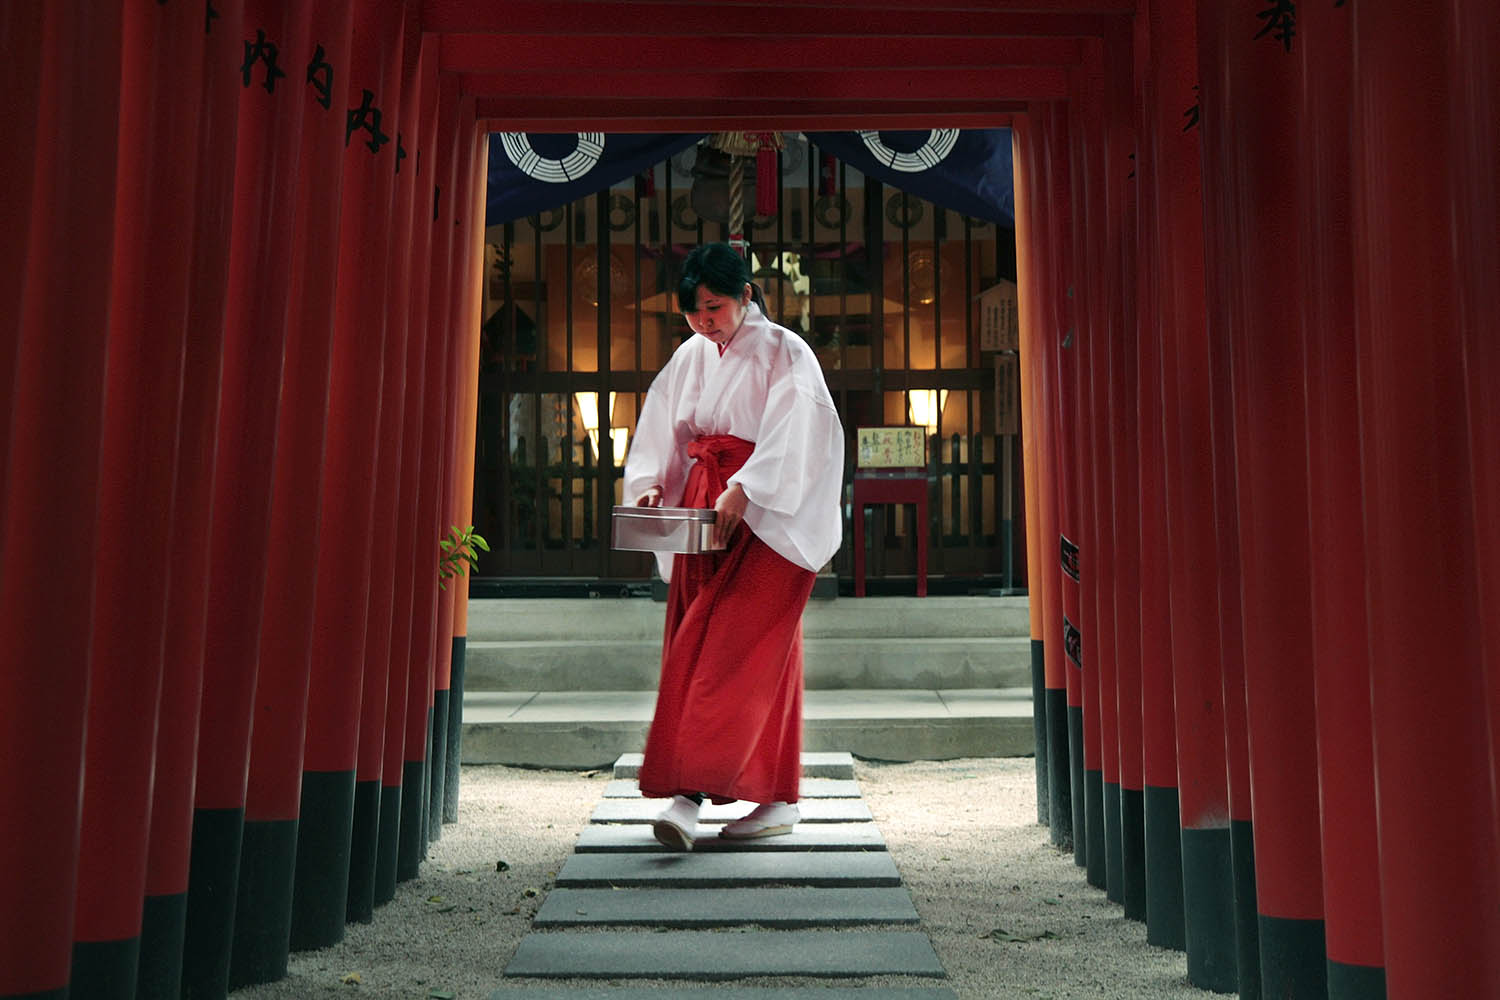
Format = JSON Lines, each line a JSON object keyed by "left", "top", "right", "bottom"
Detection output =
{"left": 636, "top": 434, "right": 815, "bottom": 806}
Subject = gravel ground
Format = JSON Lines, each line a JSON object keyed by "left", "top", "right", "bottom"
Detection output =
{"left": 233, "top": 758, "right": 1206, "bottom": 1000}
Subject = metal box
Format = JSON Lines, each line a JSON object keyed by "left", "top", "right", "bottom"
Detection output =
{"left": 611, "top": 505, "right": 723, "bottom": 553}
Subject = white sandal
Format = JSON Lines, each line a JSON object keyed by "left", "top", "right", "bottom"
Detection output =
{"left": 719, "top": 801, "right": 800, "bottom": 840}
{"left": 652, "top": 794, "right": 700, "bottom": 851}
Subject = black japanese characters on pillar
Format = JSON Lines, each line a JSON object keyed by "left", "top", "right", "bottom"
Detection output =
{"left": 307, "top": 44, "right": 334, "bottom": 109}
{"left": 345, "top": 87, "right": 390, "bottom": 152}
{"left": 241, "top": 29, "right": 286, "bottom": 92}
{"left": 1255, "top": 0, "right": 1296, "bottom": 52}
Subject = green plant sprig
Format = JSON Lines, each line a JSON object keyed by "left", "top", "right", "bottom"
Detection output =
{"left": 438, "top": 524, "right": 490, "bottom": 591}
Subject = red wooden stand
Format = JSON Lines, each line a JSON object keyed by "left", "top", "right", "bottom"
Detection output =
{"left": 851, "top": 474, "right": 928, "bottom": 598}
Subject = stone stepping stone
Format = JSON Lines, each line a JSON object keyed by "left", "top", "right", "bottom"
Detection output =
{"left": 533, "top": 886, "right": 920, "bottom": 928}
{"left": 612, "top": 751, "right": 856, "bottom": 780}
{"left": 603, "top": 777, "right": 862, "bottom": 799}
{"left": 502, "top": 929, "right": 946, "bottom": 979}
{"left": 554, "top": 850, "right": 901, "bottom": 888}
{"left": 575, "top": 821, "right": 886, "bottom": 853}
{"left": 491, "top": 988, "right": 958, "bottom": 1000}
{"left": 590, "top": 798, "right": 871, "bottom": 825}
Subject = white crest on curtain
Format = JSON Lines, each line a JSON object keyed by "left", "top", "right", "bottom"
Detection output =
{"left": 856, "top": 129, "right": 959, "bottom": 172}
{"left": 500, "top": 132, "right": 606, "bottom": 182}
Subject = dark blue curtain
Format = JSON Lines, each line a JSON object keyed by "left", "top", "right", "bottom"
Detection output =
{"left": 805, "top": 129, "right": 1014, "bottom": 227}
{"left": 485, "top": 129, "right": 1013, "bottom": 229}
{"left": 486, "top": 132, "right": 705, "bottom": 226}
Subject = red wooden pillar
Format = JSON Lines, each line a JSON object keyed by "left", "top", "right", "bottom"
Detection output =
{"left": 1128, "top": 1, "right": 1188, "bottom": 953}
{"left": 1212, "top": 4, "right": 1331, "bottom": 993}
{"left": 1114, "top": 0, "right": 1151, "bottom": 925}
{"left": 1297, "top": 4, "right": 1384, "bottom": 996}
{"left": 1039, "top": 101, "right": 1082, "bottom": 857}
{"left": 1012, "top": 121, "right": 1050, "bottom": 828}
{"left": 1156, "top": 0, "right": 1236, "bottom": 990}
{"left": 345, "top": 4, "right": 422, "bottom": 924}
{"left": 137, "top": 3, "right": 242, "bottom": 996}
{"left": 0, "top": 4, "right": 122, "bottom": 997}
{"left": 1068, "top": 56, "right": 1104, "bottom": 881}
{"left": 1086, "top": 29, "right": 1128, "bottom": 905}
{"left": 403, "top": 105, "right": 481, "bottom": 875}
{"left": 232, "top": 2, "right": 353, "bottom": 988}
{"left": 1018, "top": 110, "right": 1072, "bottom": 850}
{"left": 0, "top": 3, "right": 45, "bottom": 443}
{"left": 381, "top": 70, "right": 464, "bottom": 901}
{"left": 1096, "top": 22, "right": 1134, "bottom": 910}
{"left": 1353, "top": 4, "right": 1500, "bottom": 996}
{"left": 439, "top": 124, "right": 490, "bottom": 835}
{"left": 182, "top": 3, "right": 311, "bottom": 993}
{"left": 292, "top": 0, "right": 407, "bottom": 951}
{"left": 385, "top": 39, "right": 445, "bottom": 865}
{"left": 1193, "top": 4, "right": 1260, "bottom": 995}
{"left": 1449, "top": 0, "right": 1500, "bottom": 854}
{"left": 1135, "top": 0, "right": 1187, "bottom": 950}
{"left": 70, "top": 2, "right": 204, "bottom": 995}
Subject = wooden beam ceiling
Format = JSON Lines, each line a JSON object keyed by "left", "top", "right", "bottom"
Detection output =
{"left": 422, "top": 0, "right": 1128, "bottom": 132}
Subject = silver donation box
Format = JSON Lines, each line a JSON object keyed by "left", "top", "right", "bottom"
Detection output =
{"left": 610, "top": 505, "right": 724, "bottom": 554}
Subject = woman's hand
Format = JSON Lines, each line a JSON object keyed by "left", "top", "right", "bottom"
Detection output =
{"left": 635, "top": 485, "right": 664, "bottom": 507}
{"left": 713, "top": 482, "right": 748, "bottom": 547}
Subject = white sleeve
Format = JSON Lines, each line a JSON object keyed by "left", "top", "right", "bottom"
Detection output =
{"left": 623, "top": 346, "right": 697, "bottom": 507}
{"left": 729, "top": 345, "right": 846, "bottom": 572}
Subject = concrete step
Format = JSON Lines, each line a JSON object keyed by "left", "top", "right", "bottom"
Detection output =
{"left": 554, "top": 851, "right": 901, "bottom": 889}
{"left": 461, "top": 688, "right": 1034, "bottom": 770}
{"left": 602, "top": 777, "right": 860, "bottom": 799}
{"left": 533, "top": 886, "right": 920, "bottom": 928}
{"left": 574, "top": 822, "right": 887, "bottom": 854}
{"left": 464, "top": 635, "right": 1032, "bottom": 692}
{"left": 589, "top": 799, "right": 873, "bottom": 825}
{"left": 463, "top": 595, "right": 1033, "bottom": 692}
{"left": 468, "top": 595, "right": 1029, "bottom": 642}
{"left": 611, "top": 751, "right": 854, "bottom": 780}
{"left": 502, "top": 930, "right": 947, "bottom": 980}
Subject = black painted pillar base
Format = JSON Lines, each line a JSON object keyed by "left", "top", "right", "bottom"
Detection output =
{"left": 1085, "top": 768, "right": 1106, "bottom": 887}
{"left": 429, "top": 688, "right": 449, "bottom": 842}
{"left": 1120, "top": 787, "right": 1147, "bottom": 921}
{"left": 1031, "top": 639, "right": 1048, "bottom": 825}
{"left": 1182, "top": 824, "right": 1238, "bottom": 993}
{"left": 397, "top": 758, "right": 427, "bottom": 882}
{"left": 346, "top": 778, "right": 382, "bottom": 924}
{"left": 1104, "top": 781, "right": 1124, "bottom": 903}
{"left": 288, "top": 770, "right": 355, "bottom": 952}
{"left": 181, "top": 806, "right": 244, "bottom": 999}
{"left": 1046, "top": 688, "right": 1072, "bottom": 848}
{"left": 1144, "top": 785, "right": 1186, "bottom": 950}
{"left": 228, "top": 819, "right": 297, "bottom": 989}
{"left": 70, "top": 936, "right": 140, "bottom": 1000}
{"left": 1260, "top": 914, "right": 1328, "bottom": 999}
{"left": 137, "top": 891, "right": 187, "bottom": 1000}
{"left": 1328, "top": 960, "right": 1385, "bottom": 1000}
{"left": 1068, "top": 704, "right": 1085, "bottom": 867}
{"left": 1, "top": 987, "right": 67, "bottom": 999}
{"left": 444, "top": 636, "right": 465, "bottom": 824}
{"left": 374, "top": 783, "right": 402, "bottom": 905}
{"left": 1232, "top": 819, "right": 1262, "bottom": 1000}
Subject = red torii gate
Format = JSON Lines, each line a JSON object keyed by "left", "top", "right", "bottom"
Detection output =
{"left": 1, "top": 2, "right": 1496, "bottom": 999}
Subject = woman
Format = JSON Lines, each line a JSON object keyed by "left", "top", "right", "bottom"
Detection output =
{"left": 623, "top": 242, "right": 844, "bottom": 851}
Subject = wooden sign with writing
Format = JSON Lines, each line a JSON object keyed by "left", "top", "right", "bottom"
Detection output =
{"left": 857, "top": 426, "right": 927, "bottom": 469}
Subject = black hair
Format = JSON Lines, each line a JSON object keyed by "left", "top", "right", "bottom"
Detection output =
{"left": 677, "top": 242, "right": 766, "bottom": 313}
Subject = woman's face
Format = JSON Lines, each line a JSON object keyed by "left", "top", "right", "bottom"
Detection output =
{"left": 683, "top": 283, "right": 750, "bottom": 346}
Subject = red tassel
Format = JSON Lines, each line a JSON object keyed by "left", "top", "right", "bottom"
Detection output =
{"left": 819, "top": 152, "right": 836, "bottom": 197}
{"left": 756, "top": 133, "right": 778, "bottom": 217}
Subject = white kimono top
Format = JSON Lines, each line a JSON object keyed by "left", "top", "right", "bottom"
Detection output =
{"left": 623, "top": 304, "right": 845, "bottom": 581}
